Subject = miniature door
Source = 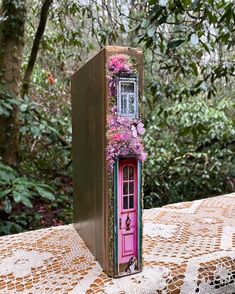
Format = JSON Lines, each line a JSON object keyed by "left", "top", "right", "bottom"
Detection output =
{"left": 108, "top": 54, "right": 144, "bottom": 277}
{"left": 118, "top": 159, "right": 138, "bottom": 273}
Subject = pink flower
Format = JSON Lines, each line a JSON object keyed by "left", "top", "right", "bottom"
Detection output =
{"left": 111, "top": 106, "right": 117, "bottom": 113}
{"left": 141, "top": 152, "right": 147, "bottom": 161}
{"left": 106, "top": 54, "right": 147, "bottom": 171}
{"left": 122, "top": 133, "right": 131, "bottom": 141}
{"left": 112, "top": 134, "right": 122, "bottom": 141}
{"left": 107, "top": 54, "right": 133, "bottom": 76}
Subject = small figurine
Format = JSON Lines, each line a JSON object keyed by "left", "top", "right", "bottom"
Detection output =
{"left": 125, "top": 256, "right": 138, "bottom": 273}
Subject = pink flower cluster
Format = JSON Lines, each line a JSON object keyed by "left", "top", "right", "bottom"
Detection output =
{"left": 106, "top": 54, "right": 147, "bottom": 171}
{"left": 106, "top": 107, "right": 147, "bottom": 171}
{"left": 107, "top": 54, "right": 134, "bottom": 97}
{"left": 107, "top": 54, "right": 133, "bottom": 76}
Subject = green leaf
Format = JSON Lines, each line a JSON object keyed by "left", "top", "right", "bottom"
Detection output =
{"left": 36, "top": 187, "right": 55, "bottom": 201}
{"left": 3, "top": 197, "right": 12, "bottom": 214}
{"left": 2, "top": 101, "right": 13, "bottom": 110}
{"left": 156, "top": 15, "right": 168, "bottom": 25}
{"left": 0, "top": 189, "right": 11, "bottom": 199}
{"left": 167, "top": 39, "right": 185, "bottom": 48}
{"left": 200, "top": 40, "right": 211, "bottom": 54}
{"left": 179, "top": 126, "right": 192, "bottom": 136}
{"left": 0, "top": 107, "right": 10, "bottom": 117}
{"left": 0, "top": 170, "right": 15, "bottom": 184}
{"left": 219, "top": 3, "right": 233, "bottom": 24}
{"left": 191, "top": 62, "right": 198, "bottom": 76}
{"left": 147, "top": 25, "right": 156, "bottom": 37}
{"left": 12, "top": 191, "right": 22, "bottom": 203}
{"left": 141, "top": 19, "right": 150, "bottom": 29}
{"left": 192, "top": 0, "right": 201, "bottom": 9}
{"left": 21, "top": 197, "right": 33, "bottom": 208}
{"left": 19, "top": 103, "right": 28, "bottom": 112}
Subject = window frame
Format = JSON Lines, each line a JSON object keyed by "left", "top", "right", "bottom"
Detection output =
{"left": 122, "top": 164, "right": 136, "bottom": 211}
{"left": 117, "top": 76, "right": 138, "bottom": 118}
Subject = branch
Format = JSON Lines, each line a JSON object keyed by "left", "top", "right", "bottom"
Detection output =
{"left": 21, "top": 0, "right": 53, "bottom": 97}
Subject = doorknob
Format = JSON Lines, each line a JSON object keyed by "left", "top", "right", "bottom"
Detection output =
{"left": 119, "top": 218, "right": 122, "bottom": 230}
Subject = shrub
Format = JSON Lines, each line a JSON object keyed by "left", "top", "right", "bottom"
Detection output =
{"left": 143, "top": 97, "right": 235, "bottom": 208}
{"left": 0, "top": 160, "right": 55, "bottom": 235}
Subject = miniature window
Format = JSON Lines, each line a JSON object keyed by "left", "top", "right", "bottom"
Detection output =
{"left": 118, "top": 77, "right": 138, "bottom": 118}
{"left": 122, "top": 165, "right": 134, "bottom": 210}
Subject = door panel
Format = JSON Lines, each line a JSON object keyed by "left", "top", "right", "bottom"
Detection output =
{"left": 123, "top": 233, "right": 135, "bottom": 256}
{"left": 118, "top": 159, "right": 138, "bottom": 267}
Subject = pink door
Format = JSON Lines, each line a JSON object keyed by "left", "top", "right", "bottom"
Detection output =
{"left": 118, "top": 159, "right": 138, "bottom": 266}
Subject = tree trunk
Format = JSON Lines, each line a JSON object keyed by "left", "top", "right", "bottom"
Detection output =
{"left": 0, "top": 0, "right": 27, "bottom": 166}
{"left": 128, "top": 0, "right": 136, "bottom": 46}
{"left": 21, "top": 0, "right": 53, "bottom": 97}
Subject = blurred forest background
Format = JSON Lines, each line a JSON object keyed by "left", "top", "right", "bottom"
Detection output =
{"left": 0, "top": 0, "right": 234, "bottom": 235}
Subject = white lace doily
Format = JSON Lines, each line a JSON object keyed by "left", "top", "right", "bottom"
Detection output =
{"left": 0, "top": 192, "right": 234, "bottom": 293}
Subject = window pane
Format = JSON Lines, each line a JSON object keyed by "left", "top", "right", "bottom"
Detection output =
{"left": 123, "top": 166, "right": 128, "bottom": 180}
{"left": 121, "top": 82, "right": 134, "bottom": 93}
{"left": 128, "top": 94, "right": 135, "bottom": 114}
{"left": 123, "top": 196, "right": 128, "bottom": 209}
{"left": 129, "top": 181, "right": 134, "bottom": 194}
{"left": 123, "top": 182, "right": 128, "bottom": 195}
{"left": 118, "top": 80, "right": 138, "bottom": 117}
{"left": 129, "top": 195, "right": 134, "bottom": 209}
{"left": 121, "top": 94, "right": 127, "bottom": 114}
{"left": 129, "top": 167, "right": 134, "bottom": 180}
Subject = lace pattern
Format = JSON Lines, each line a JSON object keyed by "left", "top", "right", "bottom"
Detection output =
{"left": 0, "top": 250, "right": 53, "bottom": 278}
{"left": 0, "top": 192, "right": 234, "bottom": 293}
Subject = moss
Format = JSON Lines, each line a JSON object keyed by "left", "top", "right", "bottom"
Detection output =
{"left": 108, "top": 175, "right": 114, "bottom": 276}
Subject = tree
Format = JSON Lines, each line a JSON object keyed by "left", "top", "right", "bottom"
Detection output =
{"left": 135, "top": 0, "right": 235, "bottom": 104}
{"left": 21, "top": 0, "right": 53, "bottom": 97}
{"left": 0, "top": 0, "right": 54, "bottom": 165}
{"left": 0, "top": 0, "right": 27, "bottom": 166}
{"left": 133, "top": 0, "right": 235, "bottom": 206}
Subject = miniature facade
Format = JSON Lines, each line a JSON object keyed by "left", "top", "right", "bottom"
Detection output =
{"left": 71, "top": 46, "right": 145, "bottom": 277}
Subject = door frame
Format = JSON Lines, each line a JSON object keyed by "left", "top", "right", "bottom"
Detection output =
{"left": 113, "top": 157, "right": 142, "bottom": 276}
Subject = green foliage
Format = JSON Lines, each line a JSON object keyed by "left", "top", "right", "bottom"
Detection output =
{"left": 0, "top": 86, "right": 18, "bottom": 117}
{"left": 19, "top": 76, "right": 72, "bottom": 175}
{"left": 17, "top": 64, "right": 73, "bottom": 233}
{"left": 144, "top": 97, "right": 235, "bottom": 208}
{"left": 136, "top": 0, "right": 235, "bottom": 102}
{"left": 134, "top": 0, "right": 235, "bottom": 208}
{"left": 0, "top": 160, "right": 55, "bottom": 234}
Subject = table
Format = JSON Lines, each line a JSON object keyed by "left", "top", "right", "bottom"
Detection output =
{"left": 0, "top": 193, "right": 235, "bottom": 293}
